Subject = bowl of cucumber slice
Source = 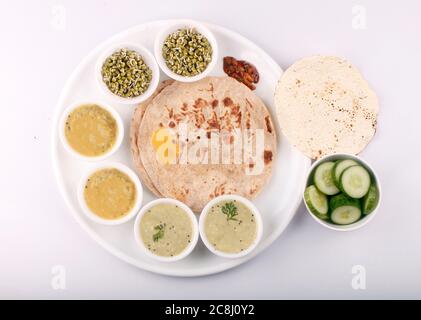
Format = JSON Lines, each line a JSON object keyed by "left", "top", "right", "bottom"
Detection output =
{"left": 303, "top": 153, "right": 381, "bottom": 231}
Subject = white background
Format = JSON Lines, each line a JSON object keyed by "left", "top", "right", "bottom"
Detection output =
{"left": 0, "top": 0, "right": 420, "bottom": 299}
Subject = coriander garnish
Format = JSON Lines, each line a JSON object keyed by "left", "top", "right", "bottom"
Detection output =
{"left": 153, "top": 223, "right": 166, "bottom": 242}
{"left": 101, "top": 48, "right": 152, "bottom": 98}
{"left": 221, "top": 202, "right": 238, "bottom": 221}
{"left": 162, "top": 28, "right": 212, "bottom": 77}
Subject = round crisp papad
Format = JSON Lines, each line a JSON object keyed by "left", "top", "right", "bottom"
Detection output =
{"left": 275, "top": 55, "right": 378, "bottom": 159}
{"left": 133, "top": 76, "right": 277, "bottom": 212}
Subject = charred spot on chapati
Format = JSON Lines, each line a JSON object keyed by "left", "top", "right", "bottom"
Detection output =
{"left": 264, "top": 150, "right": 273, "bottom": 165}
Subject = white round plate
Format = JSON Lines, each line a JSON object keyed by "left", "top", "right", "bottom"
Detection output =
{"left": 52, "top": 20, "right": 310, "bottom": 277}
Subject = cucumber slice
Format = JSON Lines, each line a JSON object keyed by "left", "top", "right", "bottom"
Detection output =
{"left": 331, "top": 206, "right": 362, "bottom": 225}
{"left": 332, "top": 159, "right": 358, "bottom": 188}
{"left": 340, "top": 165, "right": 371, "bottom": 199}
{"left": 304, "top": 185, "right": 329, "bottom": 220}
{"left": 362, "top": 184, "right": 379, "bottom": 215}
{"left": 314, "top": 162, "right": 340, "bottom": 195}
{"left": 329, "top": 194, "right": 361, "bottom": 225}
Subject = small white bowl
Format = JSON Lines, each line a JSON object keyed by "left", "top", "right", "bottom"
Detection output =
{"left": 199, "top": 195, "right": 263, "bottom": 259}
{"left": 134, "top": 198, "right": 199, "bottom": 262}
{"left": 77, "top": 162, "right": 143, "bottom": 226}
{"left": 303, "top": 153, "right": 382, "bottom": 231}
{"left": 154, "top": 20, "right": 218, "bottom": 82}
{"left": 59, "top": 101, "right": 124, "bottom": 162}
{"left": 95, "top": 43, "right": 160, "bottom": 105}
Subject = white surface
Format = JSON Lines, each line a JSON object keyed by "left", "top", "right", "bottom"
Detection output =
{"left": 52, "top": 20, "right": 309, "bottom": 276}
{"left": 0, "top": 0, "right": 420, "bottom": 299}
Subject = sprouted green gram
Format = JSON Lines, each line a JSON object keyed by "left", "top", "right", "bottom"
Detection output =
{"left": 101, "top": 48, "right": 152, "bottom": 98}
{"left": 221, "top": 202, "right": 238, "bottom": 221}
{"left": 153, "top": 223, "right": 166, "bottom": 242}
{"left": 162, "top": 28, "right": 212, "bottom": 77}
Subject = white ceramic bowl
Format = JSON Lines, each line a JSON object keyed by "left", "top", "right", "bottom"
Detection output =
{"left": 303, "top": 153, "right": 382, "bottom": 231}
{"left": 134, "top": 198, "right": 199, "bottom": 263}
{"left": 77, "top": 162, "right": 143, "bottom": 226}
{"left": 154, "top": 20, "right": 218, "bottom": 82}
{"left": 199, "top": 195, "right": 263, "bottom": 259}
{"left": 59, "top": 101, "right": 124, "bottom": 162}
{"left": 95, "top": 43, "right": 160, "bottom": 105}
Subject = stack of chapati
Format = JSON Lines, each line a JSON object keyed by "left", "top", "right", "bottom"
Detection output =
{"left": 275, "top": 55, "right": 379, "bottom": 159}
{"left": 130, "top": 76, "right": 277, "bottom": 212}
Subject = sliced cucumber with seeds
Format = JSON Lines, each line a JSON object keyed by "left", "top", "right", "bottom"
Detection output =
{"left": 304, "top": 185, "right": 329, "bottom": 220}
{"left": 314, "top": 162, "right": 340, "bottom": 195}
{"left": 329, "top": 194, "right": 361, "bottom": 225}
{"left": 362, "top": 184, "right": 379, "bottom": 215}
{"left": 333, "top": 159, "right": 358, "bottom": 188}
{"left": 340, "top": 165, "right": 371, "bottom": 199}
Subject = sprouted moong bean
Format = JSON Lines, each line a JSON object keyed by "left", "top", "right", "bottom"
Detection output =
{"left": 101, "top": 48, "right": 152, "bottom": 98}
{"left": 162, "top": 28, "right": 212, "bottom": 77}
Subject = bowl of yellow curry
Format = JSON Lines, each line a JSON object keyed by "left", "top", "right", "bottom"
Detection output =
{"left": 77, "top": 162, "right": 143, "bottom": 225}
{"left": 59, "top": 101, "right": 124, "bottom": 161}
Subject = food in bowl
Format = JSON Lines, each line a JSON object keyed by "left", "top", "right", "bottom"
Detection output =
{"left": 304, "top": 157, "right": 379, "bottom": 225}
{"left": 162, "top": 28, "right": 212, "bottom": 77}
{"left": 83, "top": 168, "right": 137, "bottom": 220}
{"left": 136, "top": 200, "right": 196, "bottom": 259}
{"left": 101, "top": 48, "right": 152, "bottom": 98}
{"left": 204, "top": 200, "right": 256, "bottom": 254}
{"left": 64, "top": 103, "right": 118, "bottom": 157}
{"left": 200, "top": 196, "right": 262, "bottom": 257}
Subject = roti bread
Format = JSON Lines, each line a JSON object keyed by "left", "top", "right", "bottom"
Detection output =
{"left": 275, "top": 55, "right": 378, "bottom": 159}
{"left": 137, "top": 76, "right": 277, "bottom": 212}
{"left": 130, "top": 80, "right": 174, "bottom": 196}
